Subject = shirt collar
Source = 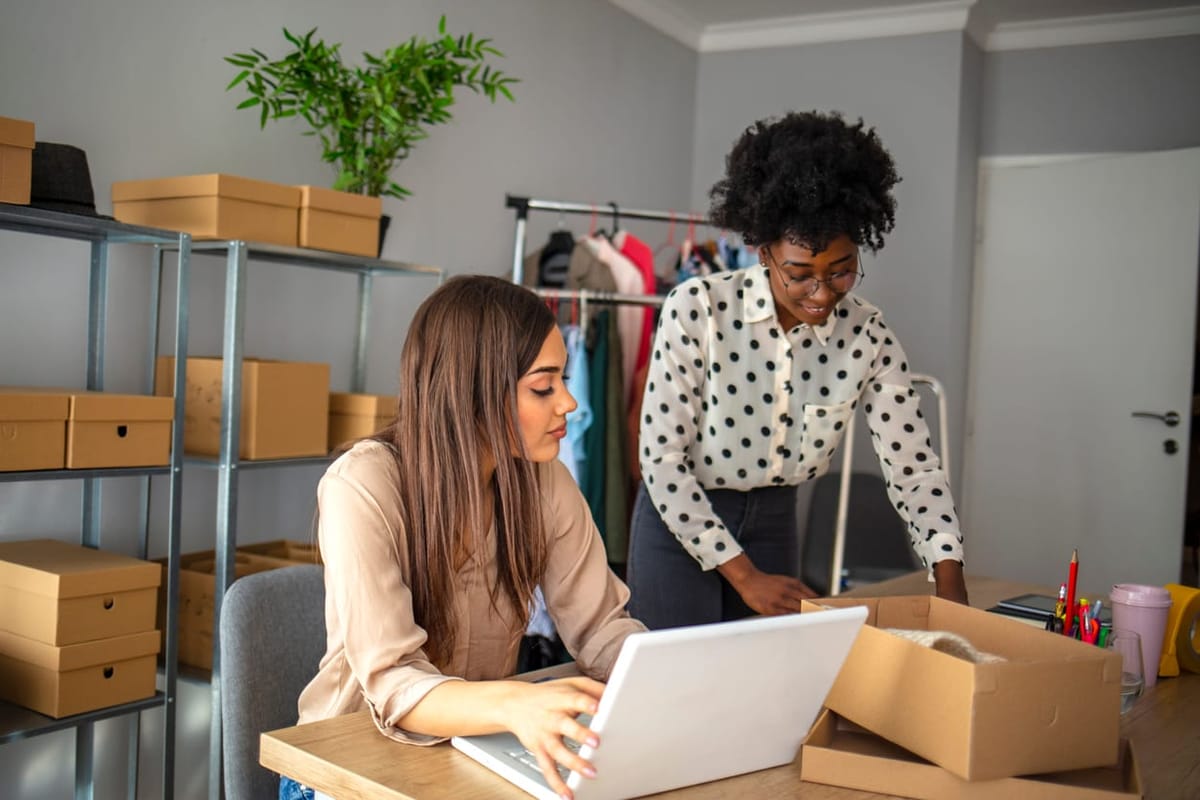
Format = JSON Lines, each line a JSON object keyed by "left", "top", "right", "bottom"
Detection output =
{"left": 741, "top": 264, "right": 838, "bottom": 346}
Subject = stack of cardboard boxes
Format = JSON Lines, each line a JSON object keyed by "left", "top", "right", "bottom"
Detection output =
{"left": 0, "top": 540, "right": 161, "bottom": 718}
{"left": 0, "top": 389, "right": 174, "bottom": 471}
{"left": 799, "top": 596, "right": 1141, "bottom": 798}
{"left": 111, "top": 174, "right": 383, "bottom": 257}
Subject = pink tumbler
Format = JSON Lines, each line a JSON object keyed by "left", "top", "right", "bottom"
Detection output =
{"left": 1109, "top": 584, "right": 1172, "bottom": 688}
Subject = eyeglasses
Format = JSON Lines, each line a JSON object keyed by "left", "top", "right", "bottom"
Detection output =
{"left": 767, "top": 249, "right": 864, "bottom": 299}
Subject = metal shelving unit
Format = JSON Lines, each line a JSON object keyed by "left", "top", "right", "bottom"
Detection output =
{"left": 156, "top": 238, "right": 443, "bottom": 799}
{"left": 0, "top": 203, "right": 191, "bottom": 800}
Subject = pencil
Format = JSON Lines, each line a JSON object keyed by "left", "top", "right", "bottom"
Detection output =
{"left": 1065, "top": 549, "right": 1078, "bottom": 637}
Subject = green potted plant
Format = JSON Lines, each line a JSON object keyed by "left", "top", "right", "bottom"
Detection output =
{"left": 226, "top": 16, "right": 516, "bottom": 253}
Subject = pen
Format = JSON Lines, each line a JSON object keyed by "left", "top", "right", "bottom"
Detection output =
{"left": 1064, "top": 549, "right": 1078, "bottom": 637}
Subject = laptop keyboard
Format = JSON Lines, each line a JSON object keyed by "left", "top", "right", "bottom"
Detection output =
{"left": 506, "top": 737, "right": 582, "bottom": 780}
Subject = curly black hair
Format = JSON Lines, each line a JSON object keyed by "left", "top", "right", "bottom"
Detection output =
{"left": 708, "top": 110, "right": 900, "bottom": 253}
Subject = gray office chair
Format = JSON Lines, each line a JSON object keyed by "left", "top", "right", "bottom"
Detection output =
{"left": 220, "top": 564, "right": 326, "bottom": 800}
{"left": 801, "top": 471, "right": 921, "bottom": 595}
{"left": 801, "top": 374, "right": 948, "bottom": 595}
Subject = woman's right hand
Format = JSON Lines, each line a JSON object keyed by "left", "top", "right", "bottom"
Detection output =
{"left": 502, "top": 676, "right": 606, "bottom": 800}
{"left": 718, "top": 553, "right": 817, "bottom": 615}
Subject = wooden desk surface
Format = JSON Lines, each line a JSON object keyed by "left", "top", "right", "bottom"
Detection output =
{"left": 260, "top": 573, "right": 1199, "bottom": 799}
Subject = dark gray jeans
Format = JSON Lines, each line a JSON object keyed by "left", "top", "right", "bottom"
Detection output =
{"left": 626, "top": 482, "right": 800, "bottom": 630}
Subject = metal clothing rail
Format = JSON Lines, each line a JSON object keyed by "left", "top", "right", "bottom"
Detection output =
{"left": 506, "top": 194, "right": 709, "bottom": 285}
{"left": 829, "top": 373, "right": 951, "bottom": 596}
{"left": 534, "top": 287, "right": 665, "bottom": 340}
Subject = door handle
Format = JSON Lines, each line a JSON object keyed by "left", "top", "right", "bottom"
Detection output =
{"left": 1131, "top": 410, "right": 1180, "bottom": 427}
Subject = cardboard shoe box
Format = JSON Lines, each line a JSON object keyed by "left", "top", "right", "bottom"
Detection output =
{"left": 155, "top": 356, "right": 330, "bottom": 460}
{"left": 0, "top": 115, "right": 35, "bottom": 205}
{"left": 0, "top": 388, "right": 69, "bottom": 471}
{"left": 0, "top": 539, "right": 161, "bottom": 645}
{"left": 66, "top": 391, "right": 173, "bottom": 469}
{"left": 111, "top": 173, "right": 301, "bottom": 247}
{"left": 159, "top": 550, "right": 298, "bottom": 670}
{"left": 328, "top": 392, "right": 393, "bottom": 451}
{"left": 800, "top": 595, "right": 1122, "bottom": 781}
{"left": 801, "top": 710, "right": 1143, "bottom": 800}
{"left": 298, "top": 185, "right": 382, "bottom": 257}
{"left": 0, "top": 629, "right": 159, "bottom": 718}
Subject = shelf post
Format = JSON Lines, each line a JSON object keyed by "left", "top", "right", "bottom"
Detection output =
{"left": 210, "top": 241, "right": 247, "bottom": 800}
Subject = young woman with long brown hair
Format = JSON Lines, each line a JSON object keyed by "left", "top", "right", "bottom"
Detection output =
{"left": 283, "top": 275, "right": 645, "bottom": 800}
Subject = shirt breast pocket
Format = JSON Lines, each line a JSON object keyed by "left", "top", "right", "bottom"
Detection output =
{"left": 799, "top": 398, "right": 856, "bottom": 478}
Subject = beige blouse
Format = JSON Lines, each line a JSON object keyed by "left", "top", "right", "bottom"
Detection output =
{"left": 297, "top": 440, "right": 645, "bottom": 744}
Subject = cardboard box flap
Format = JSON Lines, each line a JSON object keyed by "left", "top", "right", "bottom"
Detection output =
{"left": 329, "top": 392, "right": 394, "bottom": 417}
{"left": 0, "top": 116, "right": 36, "bottom": 149}
{"left": 111, "top": 174, "right": 300, "bottom": 208}
{"left": 68, "top": 392, "right": 174, "bottom": 422}
{"left": 0, "top": 388, "right": 70, "bottom": 421}
{"left": 0, "top": 628, "right": 159, "bottom": 671}
{"left": 0, "top": 539, "right": 161, "bottom": 599}
{"left": 298, "top": 185, "right": 383, "bottom": 218}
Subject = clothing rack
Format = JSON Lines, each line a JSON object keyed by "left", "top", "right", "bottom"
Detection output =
{"left": 506, "top": 194, "right": 710, "bottom": 285}
{"left": 535, "top": 287, "right": 664, "bottom": 340}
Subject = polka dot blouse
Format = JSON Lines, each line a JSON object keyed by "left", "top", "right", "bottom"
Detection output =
{"left": 638, "top": 265, "right": 965, "bottom": 573}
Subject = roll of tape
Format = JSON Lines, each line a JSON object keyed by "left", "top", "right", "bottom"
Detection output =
{"left": 1159, "top": 583, "right": 1200, "bottom": 677}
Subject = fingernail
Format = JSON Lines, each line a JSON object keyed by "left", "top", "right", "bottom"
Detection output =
{"left": 582, "top": 766, "right": 597, "bottom": 778}
{"left": 587, "top": 736, "right": 599, "bottom": 747}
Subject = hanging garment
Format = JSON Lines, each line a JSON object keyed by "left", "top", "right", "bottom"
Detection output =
{"left": 603, "top": 312, "right": 629, "bottom": 565}
{"left": 581, "top": 310, "right": 610, "bottom": 532}
{"left": 556, "top": 324, "right": 592, "bottom": 482}
{"left": 614, "top": 231, "right": 657, "bottom": 388}
{"left": 538, "top": 230, "right": 575, "bottom": 287}
{"left": 584, "top": 236, "right": 642, "bottom": 406}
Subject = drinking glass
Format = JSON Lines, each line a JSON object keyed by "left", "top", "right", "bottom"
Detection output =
{"left": 1106, "top": 628, "right": 1145, "bottom": 715}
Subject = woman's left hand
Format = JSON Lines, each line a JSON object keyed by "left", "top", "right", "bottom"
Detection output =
{"left": 933, "top": 560, "right": 969, "bottom": 605}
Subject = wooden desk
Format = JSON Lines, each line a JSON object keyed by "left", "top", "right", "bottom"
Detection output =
{"left": 260, "top": 573, "right": 1199, "bottom": 799}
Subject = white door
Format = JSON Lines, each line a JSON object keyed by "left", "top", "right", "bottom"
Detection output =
{"left": 963, "top": 149, "right": 1200, "bottom": 593}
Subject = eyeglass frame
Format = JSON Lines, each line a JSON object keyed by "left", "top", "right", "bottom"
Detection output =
{"left": 763, "top": 245, "right": 865, "bottom": 299}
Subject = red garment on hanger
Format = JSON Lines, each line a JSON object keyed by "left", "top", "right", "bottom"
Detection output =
{"left": 617, "top": 232, "right": 657, "bottom": 384}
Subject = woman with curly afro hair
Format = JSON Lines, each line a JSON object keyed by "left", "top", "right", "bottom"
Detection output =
{"left": 627, "top": 110, "right": 967, "bottom": 630}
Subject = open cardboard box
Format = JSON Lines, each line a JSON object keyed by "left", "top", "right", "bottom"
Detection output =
{"left": 157, "top": 550, "right": 298, "bottom": 670}
{"left": 801, "top": 595, "right": 1122, "bottom": 781}
{"left": 801, "top": 709, "right": 1142, "bottom": 799}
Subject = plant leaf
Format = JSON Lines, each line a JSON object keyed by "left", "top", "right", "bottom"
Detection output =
{"left": 225, "top": 70, "right": 251, "bottom": 90}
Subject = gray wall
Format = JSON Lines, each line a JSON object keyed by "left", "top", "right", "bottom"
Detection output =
{"left": 981, "top": 35, "right": 1200, "bottom": 156}
{"left": 0, "top": 1, "right": 696, "bottom": 797}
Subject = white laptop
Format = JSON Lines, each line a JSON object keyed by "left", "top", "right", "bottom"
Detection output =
{"left": 451, "top": 605, "right": 866, "bottom": 800}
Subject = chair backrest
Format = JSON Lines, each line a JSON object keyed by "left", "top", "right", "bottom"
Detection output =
{"left": 801, "top": 472, "right": 920, "bottom": 595}
{"left": 220, "top": 564, "right": 325, "bottom": 800}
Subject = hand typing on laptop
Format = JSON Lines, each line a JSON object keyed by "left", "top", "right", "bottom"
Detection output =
{"left": 503, "top": 677, "right": 604, "bottom": 798}
{"left": 400, "top": 674, "right": 605, "bottom": 800}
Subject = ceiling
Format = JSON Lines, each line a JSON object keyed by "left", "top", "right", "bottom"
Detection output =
{"left": 608, "top": 0, "right": 1200, "bottom": 52}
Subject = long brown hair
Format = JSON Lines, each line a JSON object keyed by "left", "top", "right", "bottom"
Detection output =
{"left": 375, "top": 275, "right": 555, "bottom": 667}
